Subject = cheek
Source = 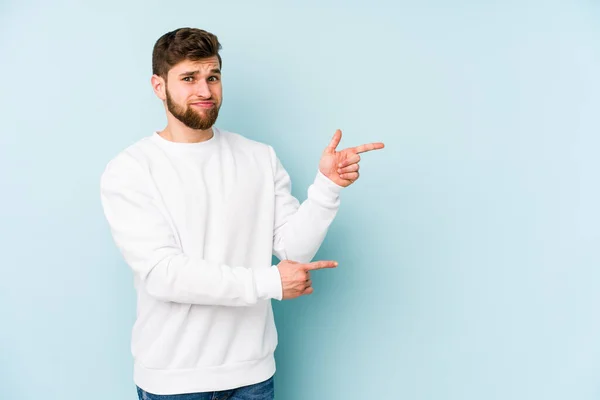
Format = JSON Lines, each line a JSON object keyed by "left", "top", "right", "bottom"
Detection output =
{"left": 212, "top": 84, "right": 223, "bottom": 100}
{"left": 172, "top": 86, "right": 194, "bottom": 103}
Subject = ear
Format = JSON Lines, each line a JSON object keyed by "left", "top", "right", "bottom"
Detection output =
{"left": 151, "top": 74, "right": 167, "bottom": 101}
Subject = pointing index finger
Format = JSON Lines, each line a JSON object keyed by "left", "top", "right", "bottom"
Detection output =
{"left": 352, "top": 142, "right": 385, "bottom": 154}
{"left": 305, "top": 261, "right": 338, "bottom": 270}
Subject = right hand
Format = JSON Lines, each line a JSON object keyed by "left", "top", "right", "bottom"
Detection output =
{"left": 277, "top": 259, "right": 338, "bottom": 300}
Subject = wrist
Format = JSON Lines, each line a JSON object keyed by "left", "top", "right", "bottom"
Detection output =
{"left": 315, "top": 170, "right": 344, "bottom": 193}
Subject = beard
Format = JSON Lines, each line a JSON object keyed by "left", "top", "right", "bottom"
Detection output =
{"left": 166, "top": 89, "right": 220, "bottom": 130}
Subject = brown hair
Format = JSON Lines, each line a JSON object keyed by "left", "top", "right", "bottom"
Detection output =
{"left": 152, "top": 27, "right": 222, "bottom": 79}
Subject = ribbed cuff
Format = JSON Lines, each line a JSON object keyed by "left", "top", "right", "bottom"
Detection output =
{"left": 308, "top": 170, "right": 343, "bottom": 208}
{"left": 254, "top": 265, "right": 283, "bottom": 301}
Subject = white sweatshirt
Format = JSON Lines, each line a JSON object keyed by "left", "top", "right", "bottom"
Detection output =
{"left": 100, "top": 128, "right": 342, "bottom": 395}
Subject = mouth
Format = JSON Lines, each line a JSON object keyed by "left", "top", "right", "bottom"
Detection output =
{"left": 190, "top": 101, "right": 215, "bottom": 109}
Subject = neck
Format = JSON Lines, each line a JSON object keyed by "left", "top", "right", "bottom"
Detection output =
{"left": 159, "top": 117, "right": 214, "bottom": 144}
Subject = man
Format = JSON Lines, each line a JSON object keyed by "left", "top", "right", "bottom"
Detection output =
{"left": 100, "top": 27, "right": 384, "bottom": 400}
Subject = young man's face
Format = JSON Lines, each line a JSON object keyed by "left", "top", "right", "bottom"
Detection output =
{"left": 162, "top": 56, "right": 222, "bottom": 130}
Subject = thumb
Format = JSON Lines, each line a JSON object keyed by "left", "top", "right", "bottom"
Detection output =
{"left": 325, "top": 129, "right": 342, "bottom": 154}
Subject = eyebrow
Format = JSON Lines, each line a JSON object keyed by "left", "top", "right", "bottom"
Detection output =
{"left": 178, "top": 68, "right": 221, "bottom": 77}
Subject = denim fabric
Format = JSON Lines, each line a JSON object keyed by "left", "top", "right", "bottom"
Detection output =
{"left": 136, "top": 376, "right": 274, "bottom": 400}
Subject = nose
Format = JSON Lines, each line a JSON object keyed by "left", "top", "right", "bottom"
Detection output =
{"left": 194, "top": 79, "right": 211, "bottom": 98}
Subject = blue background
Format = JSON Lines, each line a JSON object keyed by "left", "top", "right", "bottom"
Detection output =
{"left": 1, "top": 1, "right": 599, "bottom": 399}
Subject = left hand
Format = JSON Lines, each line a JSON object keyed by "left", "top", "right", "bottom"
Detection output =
{"left": 319, "top": 129, "right": 385, "bottom": 187}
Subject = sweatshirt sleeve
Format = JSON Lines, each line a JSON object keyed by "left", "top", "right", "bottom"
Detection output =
{"left": 100, "top": 153, "right": 282, "bottom": 306}
{"left": 269, "top": 146, "right": 344, "bottom": 264}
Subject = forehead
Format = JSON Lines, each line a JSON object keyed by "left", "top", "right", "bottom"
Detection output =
{"left": 169, "top": 56, "right": 220, "bottom": 75}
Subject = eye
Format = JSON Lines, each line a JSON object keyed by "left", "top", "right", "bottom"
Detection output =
{"left": 208, "top": 76, "right": 220, "bottom": 82}
{"left": 182, "top": 76, "right": 193, "bottom": 82}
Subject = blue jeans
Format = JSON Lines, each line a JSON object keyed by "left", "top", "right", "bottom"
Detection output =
{"left": 136, "top": 376, "right": 274, "bottom": 400}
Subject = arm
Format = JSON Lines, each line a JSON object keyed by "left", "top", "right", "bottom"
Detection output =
{"left": 270, "top": 146, "right": 343, "bottom": 264}
{"left": 100, "top": 154, "right": 282, "bottom": 306}
{"left": 270, "top": 129, "right": 385, "bottom": 264}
